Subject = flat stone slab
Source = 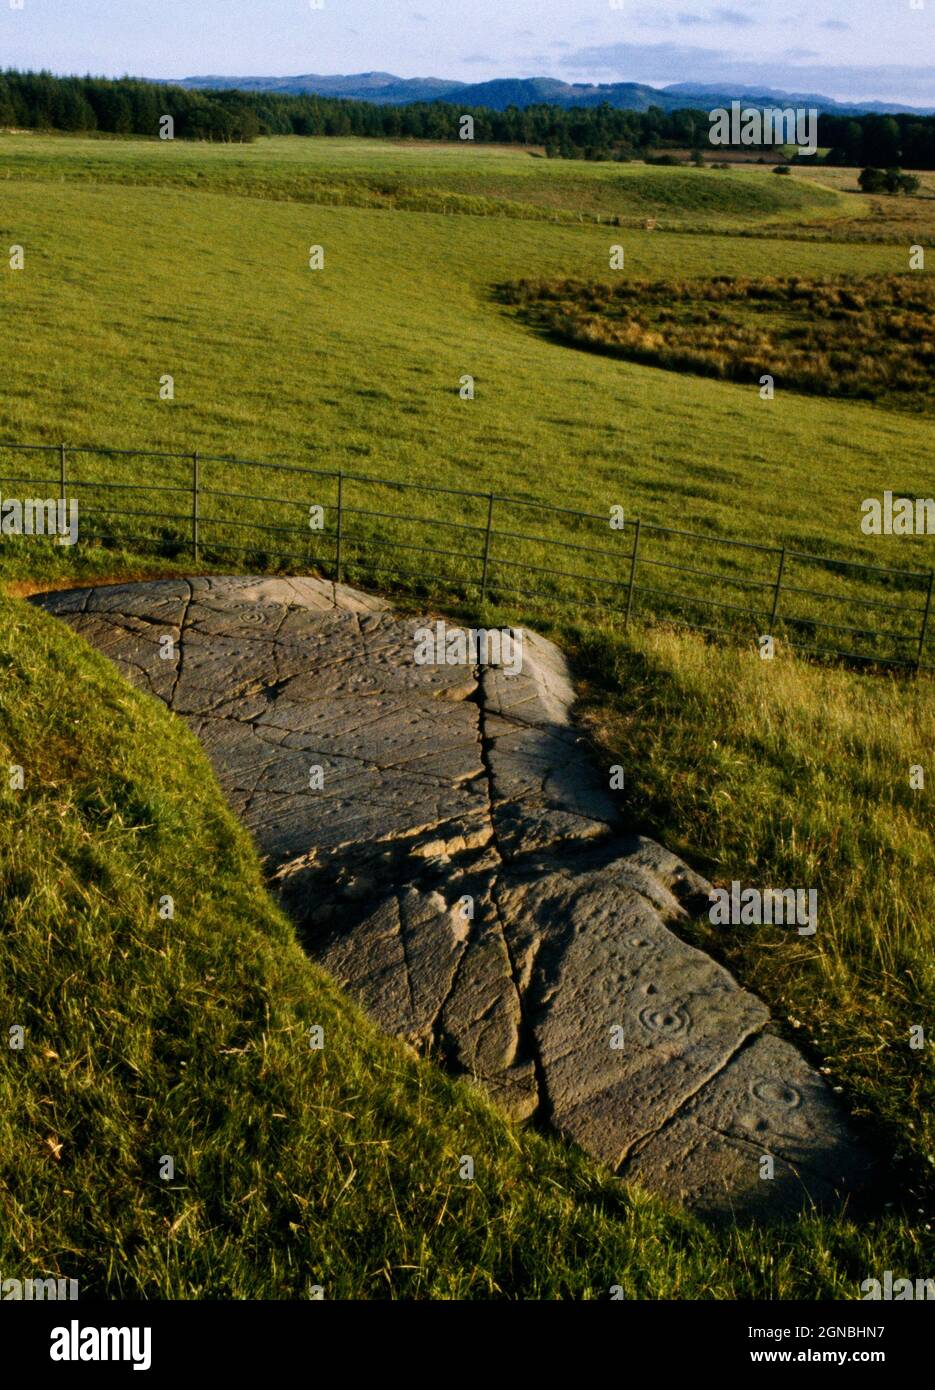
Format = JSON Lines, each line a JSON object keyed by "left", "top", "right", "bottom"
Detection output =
{"left": 33, "top": 576, "right": 873, "bottom": 1220}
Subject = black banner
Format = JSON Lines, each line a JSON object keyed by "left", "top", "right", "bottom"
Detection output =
{"left": 3, "top": 1297, "right": 930, "bottom": 1376}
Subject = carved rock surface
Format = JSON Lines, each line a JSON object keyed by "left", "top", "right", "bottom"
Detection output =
{"left": 33, "top": 576, "right": 873, "bottom": 1219}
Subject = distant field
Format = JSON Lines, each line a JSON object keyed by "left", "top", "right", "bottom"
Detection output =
{"left": 0, "top": 141, "right": 928, "bottom": 513}
{"left": 0, "top": 132, "right": 850, "bottom": 228}
{"left": 0, "top": 136, "right": 931, "bottom": 669}
{"left": 771, "top": 164, "right": 935, "bottom": 241}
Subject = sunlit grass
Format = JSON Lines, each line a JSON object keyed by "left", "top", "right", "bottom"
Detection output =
{"left": 572, "top": 624, "right": 934, "bottom": 1204}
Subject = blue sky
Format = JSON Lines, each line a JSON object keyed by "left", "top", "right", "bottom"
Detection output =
{"left": 1, "top": 0, "right": 932, "bottom": 103}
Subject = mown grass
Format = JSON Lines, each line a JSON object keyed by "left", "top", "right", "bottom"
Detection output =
{"left": 499, "top": 274, "right": 935, "bottom": 408}
{"left": 2, "top": 593, "right": 929, "bottom": 1300}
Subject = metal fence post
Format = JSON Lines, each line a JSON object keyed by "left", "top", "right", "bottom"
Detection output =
{"left": 192, "top": 451, "right": 199, "bottom": 563}
{"left": 4, "top": 436, "right": 932, "bottom": 675}
{"left": 625, "top": 517, "right": 641, "bottom": 628}
{"left": 918, "top": 570, "right": 934, "bottom": 669}
{"left": 769, "top": 545, "right": 786, "bottom": 634}
{"left": 335, "top": 471, "right": 344, "bottom": 584}
{"left": 480, "top": 492, "right": 495, "bottom": 602}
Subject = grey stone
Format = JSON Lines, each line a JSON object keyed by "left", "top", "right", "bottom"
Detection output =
{"left": 620, "top": 1033, "right": 874, "bottom": 1220}
{"left": 494, "top": 855, "right": 768, "bottom": 1162}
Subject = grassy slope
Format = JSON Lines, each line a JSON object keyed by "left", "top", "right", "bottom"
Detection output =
{"left": 0, "top": 133, "right": 848, "bottom": 227}
{"left": 3, "top": 593, "right": 925, "bottom": 1300}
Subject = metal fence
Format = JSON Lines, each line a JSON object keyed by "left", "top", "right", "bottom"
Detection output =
{"left": 1, "top": 441, "right": 932, "bottom": 672}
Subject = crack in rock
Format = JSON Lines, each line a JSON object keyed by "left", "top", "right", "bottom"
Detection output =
{"left": 31, "top": 575, "right": 874, "bottom": 1219}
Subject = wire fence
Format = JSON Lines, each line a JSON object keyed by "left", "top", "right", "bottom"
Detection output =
{"left": 1, "top": 441, "right": 932, "bottom": 672}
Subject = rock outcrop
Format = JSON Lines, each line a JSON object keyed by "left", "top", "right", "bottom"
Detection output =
{"left": 33, "top": 576, "right": 872, "bottom": 1219}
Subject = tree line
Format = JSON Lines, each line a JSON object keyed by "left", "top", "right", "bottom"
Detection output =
{"left": 2, "top": 70, "right": 934, "bottom": 168}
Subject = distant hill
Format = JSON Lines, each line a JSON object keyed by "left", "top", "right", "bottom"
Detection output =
{"left": 664, "top": 83, "right": 935, "bottom": 117}
{"left": 181, "top": 71, "right": 464, "bottom": 104}
{"left": 179, "top": 71, "right": 935, "bottom": 116}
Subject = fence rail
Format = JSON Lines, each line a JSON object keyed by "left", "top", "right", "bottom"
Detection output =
{"left": 1, "top": 441, "right": 932, "bottom": 672}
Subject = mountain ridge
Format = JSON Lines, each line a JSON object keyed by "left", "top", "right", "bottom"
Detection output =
{"left": 177, "top": 71, "right": 935, "bottom": 116}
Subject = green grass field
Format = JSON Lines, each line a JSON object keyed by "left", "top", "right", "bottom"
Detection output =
{"left": 0, "top": 132, "right": 853, "bottom": 227}
{"left": 1, "top": 135, "right": 932, "bottom": 659}
{"left": 0, "top": 138, "right": 927, "bottom": 509}
{"left": 0, "top": 133, "right": 932, "bottom": 1298}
